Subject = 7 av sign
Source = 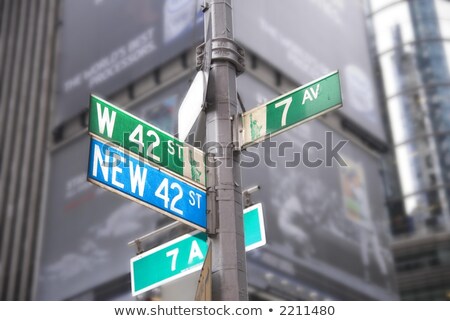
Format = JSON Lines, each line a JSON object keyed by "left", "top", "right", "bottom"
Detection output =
{"left": 241, "top": 70, "right": 342, "bottom": 148}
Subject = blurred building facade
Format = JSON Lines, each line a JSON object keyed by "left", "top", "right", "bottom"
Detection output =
{"left": 366, "top": 0, "right": 450, "bottom": 300}
{"left": 1, "top": 0, "right": 399, "bottom": 301}
{"left": 0, "top": 0, "right": 59, "bottom": 300}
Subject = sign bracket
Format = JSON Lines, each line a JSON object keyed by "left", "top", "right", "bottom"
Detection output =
{"left": 243, "top": 185, "right": 260, "bottom": 208}
{"left": 232, "top": 113, "right": 242, "bottom": 151}
{"left": 206, "top": 152, "right": 218, "bottom": 235}
{"left": 128, "top": 221, "right": 182, "bottom": 253}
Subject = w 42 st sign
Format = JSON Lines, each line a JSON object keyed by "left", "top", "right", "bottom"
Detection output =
{"left": 241, "top": 71, "right": 342, "bottom": 148}
{"left": 89, "top": 95, "right": 206, "bottom": 188}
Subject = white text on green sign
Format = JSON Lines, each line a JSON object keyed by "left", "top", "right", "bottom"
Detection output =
{"left": 130, "top": 203, "right": 266, "bottom": 296}
{"left": 89, "top": 95, "right": 206, "bottom": 188}
{"left": 241, "top": 71, "right": 342, "bottom": 148}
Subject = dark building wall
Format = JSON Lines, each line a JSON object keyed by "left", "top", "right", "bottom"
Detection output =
{"left": 0, "top": 0, "right": 59, "bottom": 300}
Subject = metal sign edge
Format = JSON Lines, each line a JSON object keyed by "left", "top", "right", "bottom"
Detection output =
{"left": 177, "top": 70, "right": 209, "bottom": 142}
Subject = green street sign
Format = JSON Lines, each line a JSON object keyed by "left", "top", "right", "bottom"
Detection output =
{"left": 130, "top": 203, "right": 266, "bottom": 296}
{"left": 241, "top": 71, "right": 342, "bottom": 148}
{"left": 242, "top": 203, "right": 266, "bottom": 251}
{"left": 131, "top": 232, "right": 208, "bottom": 296}
{"left": 89, "top": 95, "right": 206, "bottom": 188}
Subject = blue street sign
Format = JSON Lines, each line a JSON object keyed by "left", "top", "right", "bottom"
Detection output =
{"left": 87, "top": 137, "right": 207, "bottom": 231}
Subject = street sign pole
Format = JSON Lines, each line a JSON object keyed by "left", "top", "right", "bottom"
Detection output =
{"left": 204, "top": 0, "right": 247, "bottom": 300}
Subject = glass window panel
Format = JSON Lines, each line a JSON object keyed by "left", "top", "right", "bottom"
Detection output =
{"left": 369, "top": 0, "right": 402, "bottom": 13}
{"left": 379, "top": 41, "right": 450, "bottom": 97}
{"left": 379, "top": 51, "right": 403, "bottom": 97}
{"left": 444, "top": 43, "right": 450, "bottom": 74}
{"left": 371, "top": 2, "right": 415, "bottom": 54}
{"left": 387, "top": 93, "right": 432, "bottom": 145}
{"left": 435, "top": 0, "right": 450, "bottom": 21}
{"left": 401, "top": 188, "right": 450, "bottom": 236}
{"left": 395, "top": 137, "right": 449, "bottom": 194}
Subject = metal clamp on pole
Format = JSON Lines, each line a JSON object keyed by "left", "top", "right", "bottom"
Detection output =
{"left": 197, "top": 40, "right": 245, "bottom": 76}
{"left": 211, "top": 37, "right": 245, "bottom": 76}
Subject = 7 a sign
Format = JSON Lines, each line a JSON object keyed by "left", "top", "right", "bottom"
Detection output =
{"left": 130, "top": 203, "right": 266, "bottom": 296}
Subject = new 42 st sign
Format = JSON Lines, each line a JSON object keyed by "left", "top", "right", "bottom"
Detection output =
{"left": 87, "top": 137, "right": 207, "bottom": 231}
{"left": 89, "top": 95, "right": 206, "bottom": 188}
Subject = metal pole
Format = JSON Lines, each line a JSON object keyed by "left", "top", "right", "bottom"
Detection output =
{"left": 204, "top": 0, "right": 247, "bottom": 300}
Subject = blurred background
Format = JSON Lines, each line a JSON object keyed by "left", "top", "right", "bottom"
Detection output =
{"left": 0, "top": 0, "right": 449, "bottom": 301}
